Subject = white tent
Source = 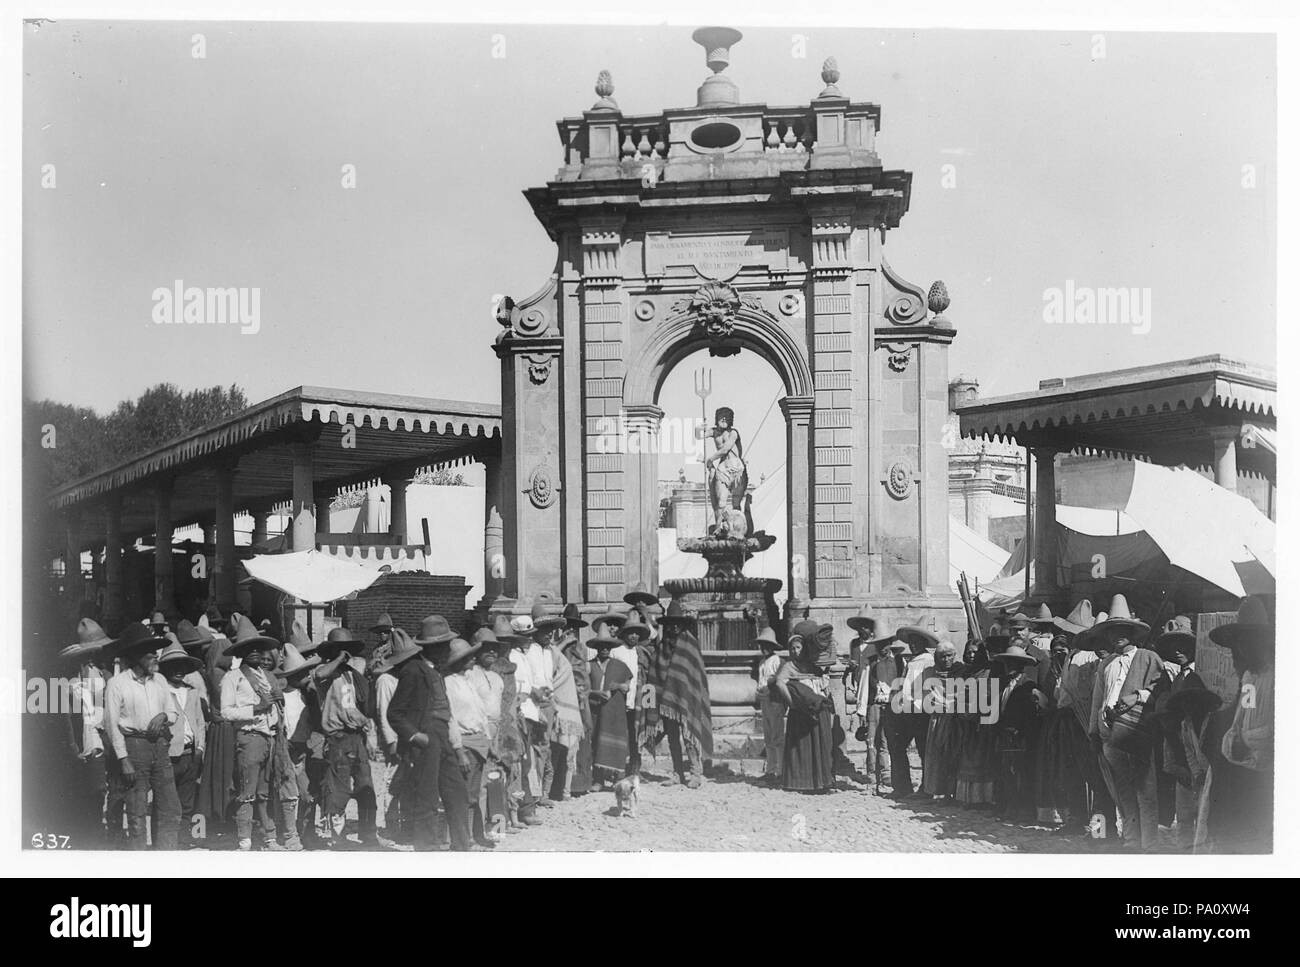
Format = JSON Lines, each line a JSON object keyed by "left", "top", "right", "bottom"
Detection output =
{"left": 1123, "top": 462, "right": 1274, "bottom": 597}
{"left": 243, "top": 550, "right": 383, "bottom": 603}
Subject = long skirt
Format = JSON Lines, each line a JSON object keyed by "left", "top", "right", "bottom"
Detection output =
{"left": 922, "top": 713, "right": 961, "bottom": 797}
{"left": 572, "top": 733, "right": 593, "bottom": 793}
{"left": 996, "top": 730, "right": 1036, "bottom": 822}
{"left": 197, "top": 719, "right": 237, "bottom": 823}
{"left": 590, "top": 698, "right": 629, "bottom": 780}
{"left": 782, "top": 706, "right": 834, "bottom": 792}
{"left": 954, "top": 718, "right": 998, "bottom": 805}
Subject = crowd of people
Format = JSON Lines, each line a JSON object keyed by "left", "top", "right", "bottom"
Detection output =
{"left": 54, "top": 587, "right": 1272, "bottom": 853}
{"left": 56, "top": 588, "right": 715, "bottom": 851}
{"left": 807, "top": 593, "right": 1274, "bottom": 853}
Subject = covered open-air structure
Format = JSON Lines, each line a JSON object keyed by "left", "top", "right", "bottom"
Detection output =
{"left": 956, "top": 355, "right": 1276, "bottom": 602}
{"left": 48, "top": 386, "right": 501, "bottom": 632}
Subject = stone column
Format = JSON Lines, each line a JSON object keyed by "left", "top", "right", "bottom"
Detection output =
{"left": 152, "top": 478, "right": 176, "bottom": 616}
{"left": 214, "top": 462, "right": 238, "bottom": 613}
{"left": 1032, "top": 446, "right": 1059, "bottom": 593}
{"left": 482, "top": 450, "right": 505, "bottom": 604}
{"left": 781, "top": 396, "right": 814, "bottom": 605}
{"left": 623, "top": 403, "right": 664, "bottom": 595}
{"left": 289, "top": 441, "right": 316, "bottom": 552}
{"left": 103, "top": 494, "right": 124, "bottom": 631}
{"left": 807, "top": 207, "right": 855, "bottom": 600}
{"left": 1209, "top": 426, "right": 1239, "bottom": 493}
{"left": 384, "top": 474, "right": 409, "bottom": 545}
{"left": 250, "top": 505, "right": 270, "bottom": 547}
{"left": 495, "top": 335, "right": 565, "bottom": 603}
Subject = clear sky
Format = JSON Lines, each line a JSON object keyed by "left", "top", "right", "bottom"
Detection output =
{"left": 23, "top": 21, "right": 1275, "bottom": 415}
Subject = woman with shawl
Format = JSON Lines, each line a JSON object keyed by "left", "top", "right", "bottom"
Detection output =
{"left": 197, "top": 614, "right": 238, "bottom": 831}
{"left": 920, "top": 641, "right": 963, "bottom": 798}
{"left": 955, "top": 635, "right": 1000, "bottom": 808}
{"left": 587, "top": 632, "right": 633, "bottom": 790}
{"left": 992, "top": 643, "right": 1048, "bottom": 824}
{"left": 774, "top": 620, "right": 836, "bottom": 793}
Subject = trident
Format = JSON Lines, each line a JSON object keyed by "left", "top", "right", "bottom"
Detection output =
{"left": 693, "top": 368, "right": 712, "bottom": 443}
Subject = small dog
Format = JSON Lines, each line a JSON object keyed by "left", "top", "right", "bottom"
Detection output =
{"left": 613, "top": 775, "right": 640, "bottom": 818}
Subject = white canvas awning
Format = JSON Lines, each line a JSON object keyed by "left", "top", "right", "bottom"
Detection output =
{"left": 243, "top": 550, "right": 383, "bottom": 603}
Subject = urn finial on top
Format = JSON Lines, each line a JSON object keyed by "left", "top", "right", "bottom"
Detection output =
{"left": 592, "top": 69, "right": 618, "bottom": 111}
{"left": 692, "top": 26, "right": 743, "bottom": 107}
{"left": 819, "top": 56, "right": 842, "bottom": 98}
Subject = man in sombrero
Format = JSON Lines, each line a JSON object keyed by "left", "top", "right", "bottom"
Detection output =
{"left": 157, "top": 637, "right": 208, "bottom": 847}
{"left": 220, "top": 616, "right": 290, "bottom": 851}
{"left": 1201, "top": 595, "right": 1273, "bottom": 853}
{"left": 886, "top": 624, "right": 940, "bottom": 797}
{"left": 507, "top": 602, "right": 565, "bottom": 808}
{"left": 102, "top": 622, "right": 181, "bottom": 850}
{"left": 1086, "top": 594, "right": 1164, "bottom": 852}
{"left": 312, "top": 628, "right": 378, "bottom": 847}
{"left": 60, "top": 619, "right": 115, "bottom": 846}
{"left": 386, "top": 614, "right": 474, "bottom": 851}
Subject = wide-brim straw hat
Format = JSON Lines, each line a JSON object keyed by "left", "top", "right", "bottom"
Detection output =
{"left": 1053, "top": 600, "right": 1096, "bottom": 635}
{"left": 895, "top": 625, "right": 940, "bottom": 651}
{"left": 60, "top": 618, "right": 116, "bottom": 662}
{"left": 846, "top": 606, "right": 877, "bottom": 633}
{"left": 617, "top": 611, "right": 652, "bottom": 642}
{"left": 751, "top": 626, "right": 780, "bottom": 649}
{"left": 442, "top": 637, "right": 482, "bottom": 668}
{"left": 588, "top": 633, "right": 621, "bottom": 651}
{"left": 225, "top": 615, "right": 282, "bottom": 657}
{"left": 174, "top": 619, "right": 214, "bottom": 653}
{"left": 529, "top": 601, "right": 566, "bottom": 632}
{"left": 275, "top": 641, "right": 322, "bottom": 681}
{"left": 1075, "top": 612, "right": 1110, "bottom": 651}
{"left": 156, "top": 637, "right": 204, "bottom": 673}
{"left": 1095, "top": 594, "right": 1150, "bottom": 642}
{"left": 413, "top": 615, "right": 456, "bottom": 646}
{"left": 1208, "top": 596, "right": 1273, "bottom": 650}
{"left": 490, "top": 613, "right": 529, "bottom": 647}
{"left": 623, "top": 582, "right": 661, "bottom": 609}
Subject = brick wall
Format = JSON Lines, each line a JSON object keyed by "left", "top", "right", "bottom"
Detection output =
{"left": 343, "top": 572, "right": 472, "bottom": 640}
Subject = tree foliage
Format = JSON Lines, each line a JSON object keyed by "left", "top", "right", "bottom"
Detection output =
{"left": 27, "top": 383, "right": 249, "bottom": 491}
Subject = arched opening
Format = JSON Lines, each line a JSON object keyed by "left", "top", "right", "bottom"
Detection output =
{"left": 655, "top": 347, "right": 789, "bottom": 610}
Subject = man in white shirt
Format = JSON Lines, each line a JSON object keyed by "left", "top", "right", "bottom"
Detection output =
{"left": 509, "top": 605, "right": 564, "bottom": 808}
{"left": 103, "top": 623, "right": 180, "bottom": 850}
{"left": 221, "top": 618, "right": 286, "bottom": 851}
{"left": 443, "top": 636, "right": 496, "bottom": 848}
{"left": 612, "top": 611, "right": 652, "bottom": 777}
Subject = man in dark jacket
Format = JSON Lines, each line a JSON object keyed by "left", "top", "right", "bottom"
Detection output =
{"left": 386, "top": 615, "right": 474, "bottom": 852}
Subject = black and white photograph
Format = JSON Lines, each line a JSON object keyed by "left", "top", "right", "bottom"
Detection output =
{"left": 6, "top": 3, "right": 1294, "bottom": 891}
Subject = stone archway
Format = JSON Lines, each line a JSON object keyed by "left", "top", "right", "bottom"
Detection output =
{"left": 620, "top": 302, "right": 815, "bottom": 604}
